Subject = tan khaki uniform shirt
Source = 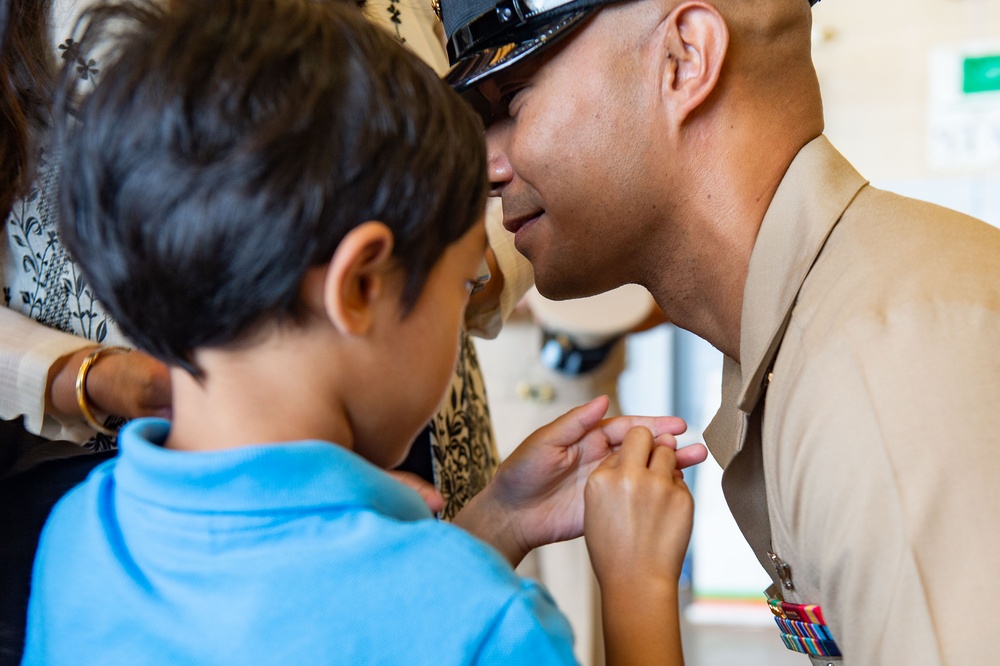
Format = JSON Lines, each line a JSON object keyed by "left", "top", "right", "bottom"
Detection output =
{"left": 705, "top": 136, "right": 1000, "bottom": 665}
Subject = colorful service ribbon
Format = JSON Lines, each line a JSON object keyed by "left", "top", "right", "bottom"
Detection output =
{"left": 767, "top": 597, "right": 841, "bottom": 658}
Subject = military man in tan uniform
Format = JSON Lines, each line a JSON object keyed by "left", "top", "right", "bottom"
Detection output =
{"left": 440, "top": 0, "right": 1000, "bottom": 662}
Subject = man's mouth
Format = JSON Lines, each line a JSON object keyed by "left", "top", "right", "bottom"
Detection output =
{"left": 503, "top": 211, "right": 542, "bottom": 235}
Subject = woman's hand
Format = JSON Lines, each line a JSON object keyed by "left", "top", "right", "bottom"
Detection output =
{"left": 48, "top": 347, "right": 172, "bottom": 424}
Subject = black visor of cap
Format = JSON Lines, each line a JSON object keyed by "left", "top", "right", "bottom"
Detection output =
{"left": 445, "top": 10, "right": 592, "bottom": 92}
{"left": 443, "top": 0, "right": 614, "bottom": 92}
{"left": 443, "top": 0, "right": 823, "bottom": 93}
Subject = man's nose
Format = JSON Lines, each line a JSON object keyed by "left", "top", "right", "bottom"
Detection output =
{"left": 485, "top": 124, "right": 513, "bottom": 197}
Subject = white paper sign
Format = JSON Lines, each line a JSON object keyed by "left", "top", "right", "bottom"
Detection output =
{"left": 928, "top": 44, "right": 1000, "bottom": 171}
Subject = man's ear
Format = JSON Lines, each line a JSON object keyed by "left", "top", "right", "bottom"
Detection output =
{"left": 323, "top": 221, "right": 396, "bottom": 336}
{"left": 659, "top": 1, "right": 728, "bottom": 123}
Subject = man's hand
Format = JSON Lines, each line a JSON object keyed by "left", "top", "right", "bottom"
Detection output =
{"left": 452, "top": 395, "right": 707, "bottom": 566}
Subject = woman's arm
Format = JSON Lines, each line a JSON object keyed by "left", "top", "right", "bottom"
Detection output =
{"left": 0, "top": 307, "right": 171, "bottom": 441}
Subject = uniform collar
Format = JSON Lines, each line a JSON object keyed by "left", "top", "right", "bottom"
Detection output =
{"left": 736, "top": 135, "right": 868, "bottom": 413}
{"left": 111, "top": 418, "right": 433, "bottom": 522}
{"left": 704, "top": 136, "right": 867, "bottom": 468}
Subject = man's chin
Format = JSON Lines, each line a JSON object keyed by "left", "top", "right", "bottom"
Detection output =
{"left": 532, "top": 270, "right": 602, "bottom": 302}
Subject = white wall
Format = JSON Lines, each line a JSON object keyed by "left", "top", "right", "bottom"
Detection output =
{"left": 812, "top": 0, "right": 1000, "bottom": 182}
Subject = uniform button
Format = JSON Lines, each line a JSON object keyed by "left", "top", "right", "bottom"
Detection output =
{"left": 516, "top": 381, "right": 555, "bottom": 403}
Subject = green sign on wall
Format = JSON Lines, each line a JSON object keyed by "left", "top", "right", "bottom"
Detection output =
{"left": 963, "top": 55, "right": 1000, "bottom": 94}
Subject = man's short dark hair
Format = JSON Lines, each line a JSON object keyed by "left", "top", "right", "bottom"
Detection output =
{"left": 56, "top": 0, "right": 487, "bottom": 375}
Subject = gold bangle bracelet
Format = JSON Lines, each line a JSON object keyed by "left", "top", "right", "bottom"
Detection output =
{"left": 75, "top": 345, "right": 131, "bottom": 436}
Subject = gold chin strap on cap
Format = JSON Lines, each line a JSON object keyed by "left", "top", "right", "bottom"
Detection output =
{"left": 75, "top": 346, "right": 131, "bottom": 436}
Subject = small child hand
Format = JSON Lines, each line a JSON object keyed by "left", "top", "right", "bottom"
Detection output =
{"left": 584, "top": 428, "right": 694, "bottom": 666}
{"left": 387, "top": 470, "right": 446, "bottom": 515}
{"left": 452, "top": 397, "right": 704, "bottom": 569}
{"left": 584, "top": 426, "right": 695, "bottom": 592}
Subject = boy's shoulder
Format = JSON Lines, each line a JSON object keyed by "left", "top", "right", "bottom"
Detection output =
{"left": 319, "top": 515, "right": 578, "bottom": 662}
{"left": 26, "top": 437, "right": 577, "bottom": 664}
{"left": 393, "top": 514, "right": 547, "bottom": 596}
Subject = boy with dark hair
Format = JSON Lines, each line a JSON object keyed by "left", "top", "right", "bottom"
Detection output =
{"left": 23, "top": 0, "right": 706, "bottom": 663}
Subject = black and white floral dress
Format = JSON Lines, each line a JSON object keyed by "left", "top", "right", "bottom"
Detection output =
{"left": 2, "top": 37, "right": 127, "bottom": 452}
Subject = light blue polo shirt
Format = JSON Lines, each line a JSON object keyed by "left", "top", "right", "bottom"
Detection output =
{"left": 24, "top": 418, "right": 576, "bottom": 665}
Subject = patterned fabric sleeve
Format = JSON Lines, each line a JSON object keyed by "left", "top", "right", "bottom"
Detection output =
{"left": 431, "top": 332, "right": 499, "bottom": 519}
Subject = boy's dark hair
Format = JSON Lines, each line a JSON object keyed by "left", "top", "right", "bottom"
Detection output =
{"left": 56, "top": 0, "right": 487, "bottom": 375}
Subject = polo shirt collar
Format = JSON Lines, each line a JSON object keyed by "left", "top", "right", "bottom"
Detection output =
{"left": 111, "top": 418, "right": 433, "bottom": 522}
{"left": 736, "top": 135, "right": 868, "bottom": 413}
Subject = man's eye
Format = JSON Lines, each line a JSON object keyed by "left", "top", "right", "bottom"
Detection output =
{"left": 483, "top": 94, "right": 516, "bottom": 123}
{"left": 497, "top": 87, "right": 524, "bottom": 115}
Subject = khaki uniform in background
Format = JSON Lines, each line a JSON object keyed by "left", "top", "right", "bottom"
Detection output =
{"left": 706, "top": 136, "right": 1000, "bottom": 665}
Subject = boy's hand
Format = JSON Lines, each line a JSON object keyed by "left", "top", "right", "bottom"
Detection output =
{"left": 387, "top": 471, "right": 446, "bottom": 515}
{"left": 452, "top": 396, "right": 707, "bottom": 567}
{"left": 585, "top": 426, "right": 693, "bottom": 666}
{"left": 584, "top": 426, "right": 694, "bottom": 590}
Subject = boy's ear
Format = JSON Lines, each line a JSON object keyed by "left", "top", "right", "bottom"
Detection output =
{"left": 658, "top": 1, "right": 728, "bottom": 124}
{"left": 323, "top": 221, "right": 396, "bottom": 336}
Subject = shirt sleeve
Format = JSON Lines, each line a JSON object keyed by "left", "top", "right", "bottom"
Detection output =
{"left": 0, "top": 307, "right": 98, "bottom": 441}
{"left": 472, "top": 580, "right": 578, "bottom": 665}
